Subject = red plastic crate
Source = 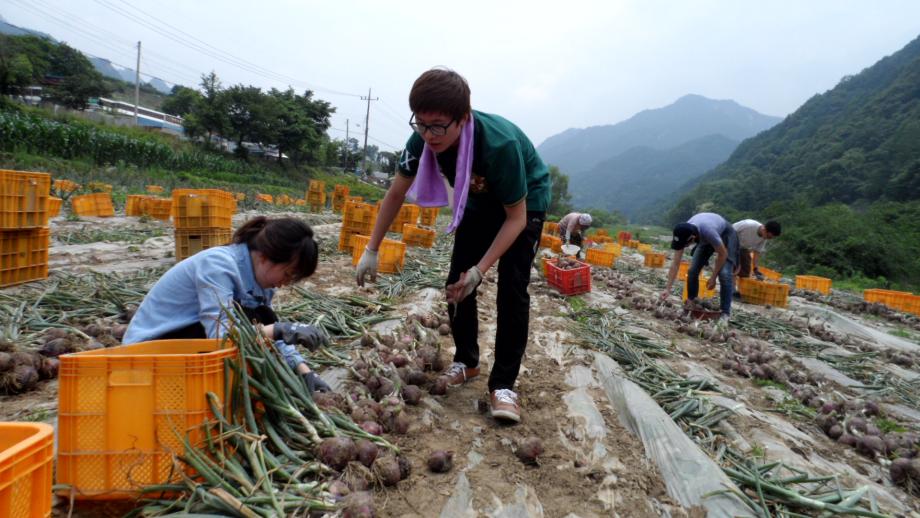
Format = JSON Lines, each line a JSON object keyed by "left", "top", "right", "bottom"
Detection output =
{"left": 545, "top": 258, "right": 591, "bottom": 295}
{"left": 56, "top": 339, "right": 237, "bottom": 499}
{"left": 0, "top": 170, "right": 51, "bottom": 229}
{"left": 0, "top": 422, "right": 54, "bottom": 518}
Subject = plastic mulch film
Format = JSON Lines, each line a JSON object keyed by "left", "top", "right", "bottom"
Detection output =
{"left": 593, "top": 352, "right": 754, "bottom": 517}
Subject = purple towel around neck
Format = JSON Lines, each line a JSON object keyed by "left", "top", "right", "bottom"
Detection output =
{"left": 406, "top": 113, "right": 475, "bottom": 233}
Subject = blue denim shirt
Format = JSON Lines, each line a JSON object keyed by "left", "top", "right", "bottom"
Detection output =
{"left": 123, "top": 243, "right": 305, "bottom": 368}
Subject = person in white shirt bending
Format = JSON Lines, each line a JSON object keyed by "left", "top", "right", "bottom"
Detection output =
{"left": 732, "top": 219, "right": 782, "bottom": 280}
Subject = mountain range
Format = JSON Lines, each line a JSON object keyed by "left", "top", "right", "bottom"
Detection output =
{"left": 537, "top": 94, "right": 782, "bottom": 218}
{"left": 0, "top": 16, "right": 174, "bottom": 94}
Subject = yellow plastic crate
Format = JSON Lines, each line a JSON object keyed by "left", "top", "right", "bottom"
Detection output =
{"left": 542, "top": 221, "right": 559, "bottom": 235}
{"left": 53, "top": 179, "right": 80, "bottom": 194}
{"left": 350, "top": 235, "right": 405, "bottom": 273}
{"left": 145, "top": 185, "right": 164, "bottom": 194}
{"left": 419, "top": 207, "right": 440, "bottom": 227}
{"left": 637, "top": 243, "right": 653, "bottom": 254}
{"left": 388, "top": 204, "right": 420, "bottom": 233}
{"left": 171, "top": 189, "right": 235, "bottom": 229}
{"left": 795, "top": 275, "right": 831, "bottom": 295}
{"left": 342, "top": 201, "right": 378, "bottom": 236}
{"left": 402, "top": 224, "right": 436, "bottom": 248}
{"left": 125, "top": 195, "right": 148, "bottom": 217}
{"left": 738, "top": 278, "right": 789, "bottom": 308}
{"left": 71, "top": 193, "right": 115, "bottom": 218}
{"left": 308, "top": 180, "right": 325, "bottom": 193}
{"left": 255, "top": 193, "right": 273, "bottom": 204}
{"left": 626, "top": 239, "right": 639, "bottom": 248}
{"left": 48, "top": 197, "right": 62, "bottom": 218}
{"left": 0, "top": 170, "right": 51, "bottom": 228}
{"left": 643, "top": 252, "right": 666, "bottom": 268}
{"left": 601, "top": 243, "right": 622, "bottom": 255}
{"left": 677, "top": 261, "right": 690, "bottom": 281}
{"left": 759, "top": 267, "right": 782, "bottom": 281}
{"left": 585, "top": 247, "right": 617, "bottom": 268}
{"left": 682, "top": 275, "right": 717, "bottom": 300}
{"left": 57, "top": 339, "right": 237, "bottom": 499}
{"left": 0, "top": 422, "right": 54, "bottom": 518}
{"left": 175, "top": 228, "right": 232, "bottom": 261}
{"left": 142, "top": 197, "right": 172, "bottom": 221}
{"left": 540, "top": 233, "right": 562, "bottom": 253}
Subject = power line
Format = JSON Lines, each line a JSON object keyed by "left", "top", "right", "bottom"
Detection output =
{"left": 93, "top": 0, "right": 362, "bottom": 98}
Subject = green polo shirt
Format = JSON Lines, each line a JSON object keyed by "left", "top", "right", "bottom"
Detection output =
{"left": 397, "top": 110, "right": 551, "bottom": 212}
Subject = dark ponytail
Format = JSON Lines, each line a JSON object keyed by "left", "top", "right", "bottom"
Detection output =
{"left": 233, "top": 216, "right": 319, "bottom": 280}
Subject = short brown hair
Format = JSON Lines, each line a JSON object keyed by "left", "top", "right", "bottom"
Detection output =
{"left": 409, "top": 68, "right": 471, "bottom": 121}
{"left": 233, "top": 216, "right": 319, "bottom": 280}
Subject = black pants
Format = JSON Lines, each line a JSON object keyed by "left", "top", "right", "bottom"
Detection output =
{"left": 447, "top": 207, "right": 544, "bottom": 392}
{"left": 155, "top": 304, "right": 278, "bottom": 340}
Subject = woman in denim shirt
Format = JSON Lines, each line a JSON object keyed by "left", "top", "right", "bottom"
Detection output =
{"left": 124, "top": 216, "right": 332, "bottom": 393}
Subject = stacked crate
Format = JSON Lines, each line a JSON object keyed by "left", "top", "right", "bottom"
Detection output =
{"left": 738, "top": 278, "right": 789, "bottom": 308}
{"left": 71, "top": 193, "right": 114, "bottom": 217}
{"left": 307, "top": 180, "right": 326, "bottom": 212}
{"left": 172, "top": 189, "right": 235, "bottom": 261}
{"left": 332, "top": 185, "right": 349, "bottom": 213}
{"left": 402, "top": 224, "right": 436, "bottom": 248}
{"left": 540, "top": 233, "right": 562, "bottom": 253}
{"left": 386, "top": 203, "right": 421, "bottom": 233}
{"left": 1, "top": 170, "right": 51, "bottom": 287}
{"left": 419, "top": 207, "right": 440, "bottom": 227}
{"left": 795, "top": 275, "right": 832, "bottom": 295}
{"left": 340, "top": 200, "right": 378, "bottom": 253}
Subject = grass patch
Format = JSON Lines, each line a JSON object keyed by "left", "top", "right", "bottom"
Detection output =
{"left": 57, "top": 228, "right": 167, "bottom": 245}
{"left": 887, "top": 328, "right": 914, "bottom": 339}
{"left": 753, "top": 379, "right": 787, "bottom": 391}
{"left": 875, "top": 418, "right": 908, "bottom": 434}
{"left": 772, "top": 396, "right": 816, "bottom": 420}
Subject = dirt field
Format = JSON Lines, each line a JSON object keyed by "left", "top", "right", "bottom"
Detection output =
{"left": 3, "top": 210, "right": 920, "bottom": 517}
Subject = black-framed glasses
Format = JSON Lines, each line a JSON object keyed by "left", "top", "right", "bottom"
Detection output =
{"left": 409, "top": 114, "right": 456, "bottom": 136}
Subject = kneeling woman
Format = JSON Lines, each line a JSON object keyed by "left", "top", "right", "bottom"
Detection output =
{"left": 123, "top": 216, "right": 331, "bottom": 393}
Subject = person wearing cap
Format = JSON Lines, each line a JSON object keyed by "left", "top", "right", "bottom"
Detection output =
{"left": 354, "top": 68, "right": 551, "bottom": 424}
{"left": 733, "top": 219, "right": 782, "bottom": 280}
{"left": 661, "top": 212, "right": 740, "bottom": 321}
{"left": 557, "top": 212, "right": 593, "bottom": 256}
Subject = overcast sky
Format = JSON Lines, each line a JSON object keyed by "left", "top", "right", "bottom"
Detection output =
{"left": 4, "top": 0, "right": 920, "bottom": 152}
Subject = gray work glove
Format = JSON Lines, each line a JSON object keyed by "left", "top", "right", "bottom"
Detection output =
{"left": 303, "top": 371, "right": 332, "bottom": 393}
{"left": 356, "top": 247, "right": 378, "bottom": 286}
{"left": 274, "top": 322, "right": 328, "bottom": 351}
{"left": 447, "top": 266, "right": 482, "bottom": 304}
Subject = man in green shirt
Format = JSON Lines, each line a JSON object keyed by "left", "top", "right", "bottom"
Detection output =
{"left": 355, "top": 68, "right": 551, "bottom": 423}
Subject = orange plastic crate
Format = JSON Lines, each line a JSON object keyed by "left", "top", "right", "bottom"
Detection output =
{"left": 545, "top": 258, "right": 591, "bottom": 295}
{"left": 334, "top": 184, "right": 349, "bottom": 195}
{"left": 644, "top": 252, "right": 665, "bottom": 267}
{"left": 71, "top": 193, "right": 114, "bottom": 218}
{"left": 864, "top": 289, "right": 918, "bottom": 314}
{"left": 0, "top": 170, "right": 51, "bottom": 228}
{"left": 53, "top": 179, "right": 80, "bottom": 194}
{"left": 350, "top": 235, "right": 405, "bottom": 273}
{"left": 419, "top": 207, "right": 440, "bottom": 227}
{"left": 256, "top": 193, "right": 273, "bottom": 204}
{"left": 759, "top": 267, "right": 782, "bottom": 281}
{"left": 0, "top": 422, "right": 54, "bottom": 518}
{"left": 637, "top": 243, "right": 653, "bottom": 254}
{"left": 48, "top": 197, "right": 62, "bottom": 218}
{"left": 795, "top": 275, "right": 832, "bottom": 295}
{"left": 590, "top": 235, "right": 614, "bottom": 244}
{"left": 172, "top": 189, "right": 235, "bottom": 229}
{"left": 0, "top": 228, "right": 49, "bottom": 288}
{"left": 402, "top": 224, "right": 436, "bottom": 248}
{"left": 125, "top": 195, "right": 147, "bottom": 217}
{"left": 683, "top": 275, "right": 718, "bottom": 300}
{"left": 346, "top": 195, "right": 363, "bottom": 203}
{"left": 56, "top": 339, "right": 237, "bottom": 499}
{"left": 677, "top": 261, "right": 690, "bottom": 281}
{"left": 585, "top": 247, "right": 617, "bottom": 268}
{"left": 738, "top": 278, "right": 789, "bottom": 308}
{"left": 234, "top": 192, "right": 246, "bottom": 202}
{"left": 627, "top": 239, "right": 639, "bottom": 248}
{"left": 342, "top": 201, "right": 378, "bottom": 236}
{"left": 143, "top": 197, "right": 172, "bottom": 221}
{"left": 145, "top": 185, "right": 164, "bottom": 194}
{"left": 308, "top": 180, "right": 325, "bottom": 193}
{"left": 175, "top": 228, "right": 232, "bottom": 261}
{"left": 540, "top": 233, "right": 562, "bottom": 253}
{"left": 388, "top": 204, "right": 420, "bottom": 233}
{"left": 276, "top": 194, "right": 293, "bottom": 206}
{"left": 542, "top": 221, "right": 559, "bottom": 235}
{"left": 339, "top": 229, "right": 367, "bottom": 253}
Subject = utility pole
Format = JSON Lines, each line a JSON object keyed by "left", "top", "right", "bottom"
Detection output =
{"left": 360, "top": 88, "right": 378, "bottom": 177}
{"left": 343, "top": 118, "right": 349, "bottom": 171}
{"left": 133, "top": 41, "right": 141, "bottom": 126}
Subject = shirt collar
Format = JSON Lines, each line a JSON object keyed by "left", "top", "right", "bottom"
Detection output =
{"left": 231, "top": 243, "right": 271, "bottom": 303}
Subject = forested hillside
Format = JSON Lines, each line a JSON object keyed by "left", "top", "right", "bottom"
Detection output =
{"left": 668, "top": 34, "right": 920, "bottom": 288}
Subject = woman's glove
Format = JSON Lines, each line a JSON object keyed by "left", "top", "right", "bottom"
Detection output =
{"left": 447, "top": 266, "right": 482, "bottom": 304}
{"left": 356, "top": 247, "right": 379, "bottom": 286}
{"left": 274, "top": 322, "right": 328, "bottom": 351}
{"left": 303, "top": 371, "right": 331, "bottom": 393}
